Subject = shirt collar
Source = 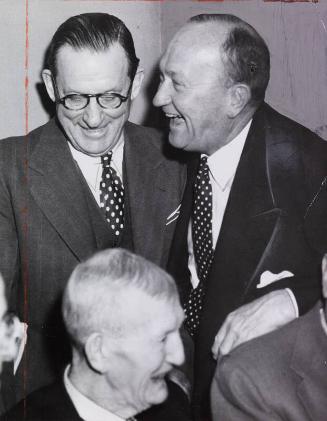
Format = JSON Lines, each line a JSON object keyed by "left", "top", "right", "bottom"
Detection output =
{"left": 63, "top": 366, "right": 126, "bottom": 421}
{"left": 68, "top": 135, "right": 125, "bottom": 168}
{"left": 206, "top": 119, "right": 252, "bottom": 191}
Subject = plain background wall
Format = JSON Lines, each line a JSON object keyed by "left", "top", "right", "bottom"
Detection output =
{"left": 0, "top": 0, "right": 326, "bottom": 139}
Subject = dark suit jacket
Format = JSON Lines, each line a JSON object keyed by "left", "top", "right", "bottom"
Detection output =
{"left": 211, "top": 303, "right": 327, "bottom": 421}
{"left": 168, "top": 103, "right": 327, "bottom": 420}
{"left": 0, "top": 119, "right": 186, "bottom": 406}
{"left": 1, "top": 379, "right": 191, "bottom": 421}
{"left": 0, "top": 381, "right": 82, "bottom": 421}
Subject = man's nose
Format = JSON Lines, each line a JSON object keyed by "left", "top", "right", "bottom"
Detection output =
{"left": 166, "top": 332, "right": 185, "bottom": 367}
{"left": 82, "top": 98, "right": 103, "bottom": 128}
{"left": 153, "top": 81, "right": 171, "bottom": 108}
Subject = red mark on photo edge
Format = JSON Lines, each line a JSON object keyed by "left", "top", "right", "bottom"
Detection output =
{"left": 194, "top": 0, "right": 319, "bottom": 2}
{"left": 23, "top": 0, "right": 29, "bottom": 415}
{"left": 25, "top": 0, "right": 29, "bottom": 135}
{"left": 263, "top": 0, "right": 319, "bottom": 3}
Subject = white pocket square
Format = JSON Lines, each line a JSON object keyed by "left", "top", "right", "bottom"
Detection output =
{"left": 166, "top": 204, "right": 181, "bottom": 226}
{"left": 256, "top": 270, "right": 294, "bottom": 289}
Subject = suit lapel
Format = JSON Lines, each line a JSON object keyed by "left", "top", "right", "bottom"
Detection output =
{"left": 29, "top": 119, "right": 96, "bottom": 261}
{"left": 167, "top": 156, "right": 198, "bottom": 301}
{"left": 124, "top": 124, "right": 176, "bottom": 265}
{"left": 204, "top": 107, "right": 281, "bottom": 308}
{"left": 197, "top": 108, "right": 283, "bottom": 381}
{"left": 195, "top": 104, "right": 309, "bottom": 401}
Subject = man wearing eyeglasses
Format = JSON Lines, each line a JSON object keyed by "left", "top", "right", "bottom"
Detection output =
{"left": 0, "top": 13, "right": 185, "bottom": 409}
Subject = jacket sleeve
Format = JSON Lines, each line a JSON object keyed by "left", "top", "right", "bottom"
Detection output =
{"left": 0, "top": 145, "right": 20, "bottom": 309}
{"left": 211, "top": 356, "right": 281, "bottom": 421}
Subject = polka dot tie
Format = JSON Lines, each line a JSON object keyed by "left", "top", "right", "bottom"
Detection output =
{"left": 99, "top": 152, "right": 124, "bottom": 241}
{"left": 184, "top": 156, "right": 214, "bottom": 337}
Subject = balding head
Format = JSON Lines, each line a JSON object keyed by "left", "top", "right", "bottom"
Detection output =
{"left": 186, "top": 14, "right": 270, "bottom": 105}
{"left": 154, "top": 14, "right": 269, "bottom": 154}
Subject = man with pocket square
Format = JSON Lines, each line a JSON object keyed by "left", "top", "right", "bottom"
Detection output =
{"left": 0, "top": 13, "right": 185, "bottom": 409}
{"left": 153, "top": 13, "right": 327, "bottom": 420}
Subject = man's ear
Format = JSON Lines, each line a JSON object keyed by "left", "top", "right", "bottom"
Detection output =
{"left": 84, "top": 332, "right": 109, "bottom": 374}
{"left": 41, "top": 69, "right": 56, "bottom": 103}
{"left": 130, "top": 67, "right": 144, "bottom": 101}
{"left": 227, "top": 83, "right": 251, "bottom": 118}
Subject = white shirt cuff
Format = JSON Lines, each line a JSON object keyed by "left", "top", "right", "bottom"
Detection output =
{"left": 285, "top": 288, "right": 299, "bottom": 318}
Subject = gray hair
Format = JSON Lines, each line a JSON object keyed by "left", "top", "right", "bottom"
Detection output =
{"left": 62, "top": 248, "right": 179, "bottom": 351}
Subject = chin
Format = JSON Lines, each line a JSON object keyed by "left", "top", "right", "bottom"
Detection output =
{"left": 169, "top": 134, "right": 187, "bottom": 151}
{"left": 148, "top": 379, "right": 169, "bottom": 406}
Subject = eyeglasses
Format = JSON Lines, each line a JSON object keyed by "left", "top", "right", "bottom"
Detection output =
{"left": 52, "top": 76, "right": 133, "bottom": 111}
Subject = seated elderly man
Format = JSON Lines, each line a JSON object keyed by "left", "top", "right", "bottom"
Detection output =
{"left": 211, "top": 254, "right": 327, "bottom": 421}
{"left": 2, "top": 249, "right": 190, "bottom": 421}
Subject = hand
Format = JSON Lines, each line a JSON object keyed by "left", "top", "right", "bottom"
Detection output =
{"left": 211, "top": 290, "right": 296, "bottom": 359}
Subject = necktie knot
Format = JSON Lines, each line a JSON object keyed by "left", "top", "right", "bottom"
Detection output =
{"left": 197, "top": 156, "right": 210, "bottom": 177}
{"left": 200, "top": 155, "right": 208, "bottom": 165}
{"left": 101, "top": 151, "right": 113, "bottom": 168}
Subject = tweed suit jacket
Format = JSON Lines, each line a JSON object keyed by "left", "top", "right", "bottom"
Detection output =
{"left": 0, "top": 118, "right": 186, "bottom": 406}
{"left": 211, "top": 303, "right": 327, "bottom": 421}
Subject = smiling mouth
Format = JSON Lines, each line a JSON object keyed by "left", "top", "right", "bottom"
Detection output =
{"left": 165, "top": 113, "right": 184, "bottom": 130}
{"left": 165, "top": 112, "right": 183, "bottom": 120}
{"left": 82, "top": 127, "right": 107, "bottom": 137}
{"left": 152, "top": 366, "right": 171, "bottom": 382}
{"left": 151, "top": 374, "right": 167, "bottom": 385}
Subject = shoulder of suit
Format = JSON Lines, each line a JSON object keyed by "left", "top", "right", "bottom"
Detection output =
{"left": 219, "top": 314, "right": 301, "bottom": 374}
{"left": 125, "top": 121, "right": 165, "bottom": 148}
{"left": 218, "top": 304, "right": 320, "bottom": 382}
{"left": 260, "top": 103, "right": 327, "bottom": 151}
{"left": 125, "top": 121, "right": 187, "bottom": 165}
{"left": 0, "top": 119, "right": 55, "bottom": 156}
{"left": 2, "top": 381, "right": 74, "bottom": 420}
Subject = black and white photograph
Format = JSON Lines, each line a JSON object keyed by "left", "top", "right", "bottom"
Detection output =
{"left": 0, "top": 1, "right": 326, "bottom": 420}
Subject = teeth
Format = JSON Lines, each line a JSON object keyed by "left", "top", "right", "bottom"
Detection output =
{"left": 165, "top": 113, "right": 182, "bottom": 119}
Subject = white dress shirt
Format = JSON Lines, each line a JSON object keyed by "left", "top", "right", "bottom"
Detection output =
{"left": 187, "top": 120, "right": 298, "bottom": 316}
{"left": 188, "top": 120, "right": 251, "bottom": 289}
{"left": 68, "top": 138, "right": 124, "bottom": 207}
{"left": 64, "top": 366, "right": 130, "bottom": 421}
